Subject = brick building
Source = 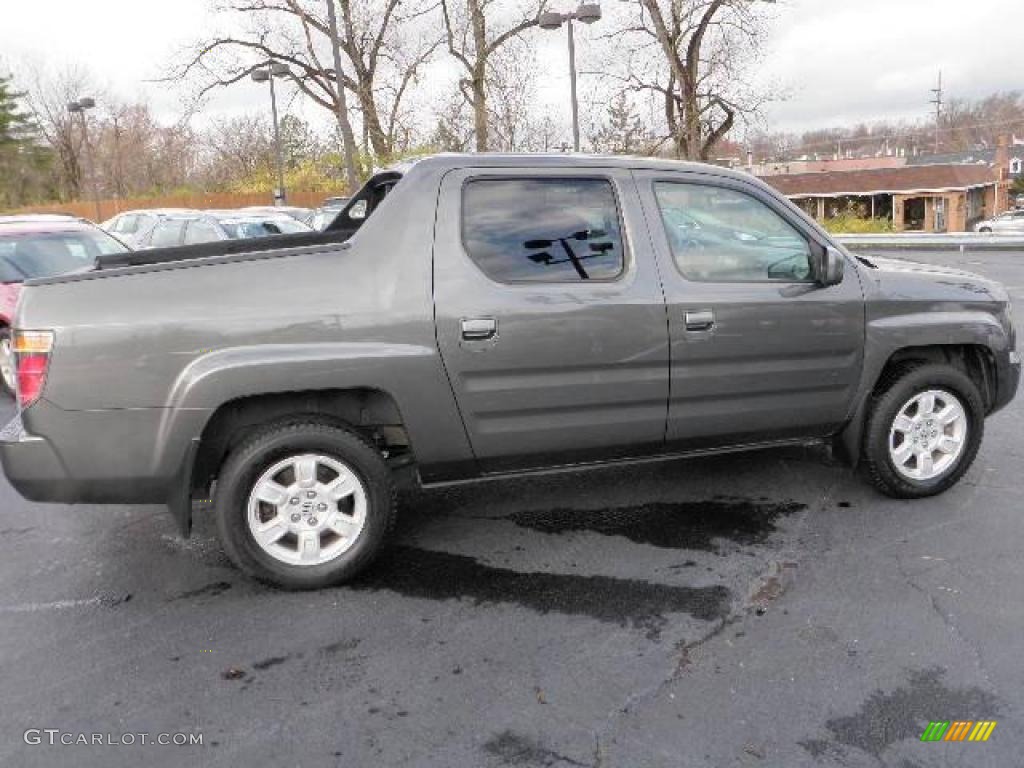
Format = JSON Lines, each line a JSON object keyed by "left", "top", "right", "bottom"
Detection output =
{"left": 764, "top": 164, "right": 1003, "bottom": 232}
{"left": 761, "top": 137, "right": 1014, "bottom": 232}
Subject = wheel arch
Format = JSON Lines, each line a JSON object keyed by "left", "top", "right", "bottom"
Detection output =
{"left": 190, "top": 387, "right": 414, "bottom": 500}
{"left": 835, "top": 343, "right": 997, "bottom": 466}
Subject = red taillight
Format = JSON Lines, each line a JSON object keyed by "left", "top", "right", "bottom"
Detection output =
{"left": 13, "top": 331, "right": 54, "bottom": 409}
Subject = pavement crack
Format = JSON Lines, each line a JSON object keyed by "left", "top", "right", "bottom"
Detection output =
{"left": 894, "top": 553, "right": 999, "bottom": 698}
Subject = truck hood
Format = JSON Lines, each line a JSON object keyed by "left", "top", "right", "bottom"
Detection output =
{"left": 857, "top": 254, "right": 1009, "bottom": 304}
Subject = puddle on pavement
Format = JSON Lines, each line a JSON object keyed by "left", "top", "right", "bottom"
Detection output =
{"left": 169, "top": 581, "right": 233, "bottom": 601}
{"left": 482, "top": 730, "right": 589, "bottom": 767}
{"left": 505, "top": 497, "right": 805, "bottom": 551}
{"left": 800, "top": 667, "right": 999, "bottom": 760}
{"left": 349, "top": 545, "right": 731, "bottom": 639}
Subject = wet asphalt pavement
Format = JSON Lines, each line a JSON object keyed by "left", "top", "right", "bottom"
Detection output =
{"left": 0, "top": 247, "right": 1022, "bottom": 768}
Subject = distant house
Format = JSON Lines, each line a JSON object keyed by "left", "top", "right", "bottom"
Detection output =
{"left": 908, "top": 145, "right": 1024, "bottom": 181}
{"left": 755, "top": 155, "right": 907, "bottom": 177}
{"left": 763, "top": 164, "right": 1004, "bottom": 232}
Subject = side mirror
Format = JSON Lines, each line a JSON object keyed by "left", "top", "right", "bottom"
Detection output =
{"left": 815, "top": 244, "right": 845, "bottom": 286}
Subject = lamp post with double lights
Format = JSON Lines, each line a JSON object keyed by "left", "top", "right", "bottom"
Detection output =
{"left": 539, "top": 3, "right": 601, "bottom": 153}
{"left": 252, "top": 62, "right": 291, "bottom": 205}
{"left": 67, "top": 97, "right": 101, "bottom": 221}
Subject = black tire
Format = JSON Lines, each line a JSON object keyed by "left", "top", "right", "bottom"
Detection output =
{"left": 863, "top": 363, "right": 984, "bottom": 498}
{"left": 214, "top": 420, "right": 395, "bottom": 589}
{"left": 979, "top": 227, "right": 992, "bottom": 233}
{"left": 0, "top": 327, "right": 14, "bottom": 398}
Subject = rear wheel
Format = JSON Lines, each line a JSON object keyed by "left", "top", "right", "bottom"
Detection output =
{"left": 978, "top": 227, "right": 992, "bottom": 233}
{"left": 0, "top": 329, "right": 15, "bottom": 397}
{"left": 863, "top": 364, "right": 984, "bottom": 498}
{"left": 214, "top": 420, "right": 395, "bottom": 589}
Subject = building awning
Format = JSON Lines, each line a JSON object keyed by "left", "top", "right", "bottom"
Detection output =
{"left": 763, "top": 164, "right": 998, "bottom": 199}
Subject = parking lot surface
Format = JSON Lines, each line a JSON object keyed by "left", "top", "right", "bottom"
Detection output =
{"left": 0, "top": 247, "right": 1021, "bottom": 768}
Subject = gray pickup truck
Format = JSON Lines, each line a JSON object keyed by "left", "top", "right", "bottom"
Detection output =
{"left": 1, "top": 155, "right": 1019, "bottom": 588}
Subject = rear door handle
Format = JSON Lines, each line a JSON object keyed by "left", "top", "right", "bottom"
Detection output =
{"left": 461, "top": 317, "right": 497, "bottom": 341}
{"left": 684, "top": 309, "right": 715, "bottom": 332}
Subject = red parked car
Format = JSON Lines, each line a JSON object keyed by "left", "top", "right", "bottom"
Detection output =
{"left": 0, "top": 215, "right": 130, "bottom": 396}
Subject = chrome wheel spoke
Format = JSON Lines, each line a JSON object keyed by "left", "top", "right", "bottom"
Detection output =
{"left": 324, "top": 475, "right": 356, "bottom": 501}
{"left": 937, "top": 403, "right": 963, "bottom": 426}
{"left": 295, "top": 457, "right": 318, "bottom": 488}
{"left": 892, "top": 441, "right": 914, "bottom": 465}
{"left": 253, "top": 517, "right": 288, "bottom": 547}
{"left": 937, "top": 436, "right": 960, "bottom": 454}
{"left": 917, "top": 451, "right": 935, "bottom": 477}
{"left": 918, "top": 392, "right": 936, "bottom": 416}
{"left": 297, "top": 530, "right": 321, "bottom": 562}
{"left": 893, "top": 414, "right": 915, "bottom": 434}
{"left": 254, "top": 480, "right": 289, "bottom": 508}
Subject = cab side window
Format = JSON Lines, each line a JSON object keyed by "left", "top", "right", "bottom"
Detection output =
{"left": 655, "top": 182, "right": 814, "bottom": 283}
{"left": 462, "top": 178, "right": 625, "bottom": 282}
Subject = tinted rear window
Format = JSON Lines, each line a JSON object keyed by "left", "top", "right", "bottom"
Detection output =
{"left": 462, "top": 178, "right": 625, "bottom": 282}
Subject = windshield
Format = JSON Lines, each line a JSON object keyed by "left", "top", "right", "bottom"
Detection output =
{"left": 216, "top": 217, "right": 310, "bottom": 239}
{"left": 0, "top": 228, "right": 128, "bottom": 282}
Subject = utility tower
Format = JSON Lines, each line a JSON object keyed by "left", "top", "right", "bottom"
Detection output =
{"left": 930, "top": 71, "right": 943, "bottom": 154}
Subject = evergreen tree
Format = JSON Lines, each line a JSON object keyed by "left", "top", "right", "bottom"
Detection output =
{"left": 591, "top": 94, "right": 648, "bottom": 155}
{"left": 0, "top": 74, "right": 53, "bottom": 209}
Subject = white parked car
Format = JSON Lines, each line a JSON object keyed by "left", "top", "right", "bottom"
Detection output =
{"left": 974, "top": 209, "right": 1024, "bottom": 233}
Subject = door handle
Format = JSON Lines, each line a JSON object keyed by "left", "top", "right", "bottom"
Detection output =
{"left": 684, "top": 309, "right": 715, "bottom": 332}
{"left": 461, "top": 317, "right": 497, "bottom": 341}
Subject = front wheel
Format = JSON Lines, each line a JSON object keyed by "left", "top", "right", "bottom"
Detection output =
{"left": 0, "top": 329, "right": 15, "bottom": 397}
{"left": 863, "top": 364, "right": 984, "bottom": 498}
{"left": 214, "top": 420, "right": 395, "bottom": 589}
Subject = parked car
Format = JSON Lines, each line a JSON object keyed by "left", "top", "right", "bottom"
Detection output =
{"left": 0, "top": 215, "right": 129, "bottom": 395}
{"left": 309, "top": 196, "right": 354, "bottom": 230}
{"left": 134, "top": 210, "right": 312, "bottom": 248}
{"left": 101, "top": 208, "right": 198, "bottom": 248}
{"left": 0, "top": 155, "right": 1018, "bottom": 590}
{"left": 239, "top": 206, "right": 314, "bottom": 225}
{"left": 974, "top": 209, "right": 1024, "bottom": 233}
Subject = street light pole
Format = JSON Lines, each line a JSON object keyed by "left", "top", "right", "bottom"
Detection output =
{"left": 566, "top": 20, "right": 579, "bottom": 153}
{"left": 68, "top": 97, "right": 101, "bottom": 221}
{"left": 252, "top": 62, "right": 291, "bottom": 205}
{"left": 268, "top": 72, "right": 285, "bottom": 205}
{"left": 540, "top": 3, "right": 601, "bottom": 153}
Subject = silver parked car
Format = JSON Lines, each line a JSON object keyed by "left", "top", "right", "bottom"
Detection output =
{"left": 974, "top": 209, "right": 1024, "bottom": 233}
{"left": 133, "top": 210, "right": 312, "bottom": 248}
{"left": 101, "top": 209, "right": 198, "bottom": 248}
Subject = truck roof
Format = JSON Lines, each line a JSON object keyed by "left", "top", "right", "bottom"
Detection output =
{"left": 388, "top": 152, "right": 746, "bottom": 178}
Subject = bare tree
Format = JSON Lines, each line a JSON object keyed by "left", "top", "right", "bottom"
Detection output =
{"left": 608, "top": 0, "right": 772, "bottom": 160}
{"left": 486, "top": 41, "right": 539, "bottom": 151}
{"left": 22, "top": 65, "right": 96, "bottom": 200}
{"left": 439, "top": 0, "right": 545, "bottom": 151}
{"left": 173, "top": 0, "right": 441, "bottom": 185}
{"left": 91, "top": 102, "right": 197, "bottom": 198}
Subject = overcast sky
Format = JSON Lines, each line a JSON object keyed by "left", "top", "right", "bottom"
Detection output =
{"left": 1, "top": 0, "right": 1021, "bottom": 140}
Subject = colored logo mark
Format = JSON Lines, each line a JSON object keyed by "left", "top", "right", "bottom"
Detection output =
{"left": 921, "top": 721, "right": 997, "bottom": 742}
